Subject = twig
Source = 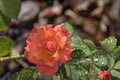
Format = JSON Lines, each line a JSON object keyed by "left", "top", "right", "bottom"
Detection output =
{"left": 0, "top": 54, "right": 25, "bottom": 62}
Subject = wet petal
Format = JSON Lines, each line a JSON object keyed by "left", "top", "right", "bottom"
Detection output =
{"left": 59, "top": 44, "right": 73, "bottom": 63}
{"left": 36, "top": 63, "right": 58, "bottom": 75}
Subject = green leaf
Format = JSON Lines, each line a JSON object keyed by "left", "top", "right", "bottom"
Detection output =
{"left": 66, "top": 63, "right": 90, "bottom": 80}
{"left": 69, "top": 35, "right": 82, "bottom": 49}
{"left": 8, "top": 72, "right": 19, "bottom": 80}
{"left": 113, "top": 46, "right": 120, "bottom": 61}
{"left": 83, "top": 39, "right": 96, "bottom": 50}
{"left": 0, "top": 36, "right": 13, "bottom": 56}
{"left": 89, "top": 66, "right": 98, "bottom": 78}
{"left": 0, "top": 13, "right": 11, "bottom": 31}
{"left": 0, "top": 0, "right": 21, "bottom": 19}
{"left": 38, "top": 74, "right": 53, "bottom": 80}
{"left": 41, "top": 76, "right": 53, "bottom": 80}
{"left": 63, "top": 22, "right": 74, "bottom": 37}
{"left": 78, "top": 66, "right": 89, "bottom": 80}
{"left": 44, "top": 76, "right": 53, "bottom": 80}
{"left": 19, "top": 68, "right": 36, "bottom": 80}
{"left": 70, "top": 36, "right": 92, "bottom": 57}
{"left": 93, "top": 50, "right": 108, "bottom": 67}
{"left": 68, "top": 66, "right": 80, "bottom": 80}
{"left": 68, "top": 59, "right": 80, "bottom": 66}
{"left": 108, "top": 56, "right": 115, "bottom": 69}
{"left": 70, "top": 68, "right": 79, "bottom": 80}
{"left": 114, "top": 60, "right": 120, "bottom": 69}
{"left": 71, "top": 49, "right": 85, "bottom": 59}
{"left": 65, "top": 65, "right": 71, "bottom": 79}
{"left": 68, "top": 59, "right": 90, "bottom": 70}
{"left": 67, "top": 64, "right": 89, "bottom": 80}
{"left": 53, "top": 75, "right": 59, "bottom": 80}
{"left": 32, "top": 71, "right": 38, "bottom": 80}
{"left": 80, "top": 60, "right": 90, "bottom": 70}
{"left": 101, "top": 36, "right": 117, "bottom": 52}
{"left": 80, "top": 43, "right": 91, "bottom": 57}
{"left": 110, "top": 70, "right": 120, "bottom": 79}
{"left": 90, "top": 49, "right": 99, "bottom": 57}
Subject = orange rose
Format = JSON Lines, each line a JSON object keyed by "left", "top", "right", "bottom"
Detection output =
{"left": 25, "top": 24, "right": 73, "bottom": 75}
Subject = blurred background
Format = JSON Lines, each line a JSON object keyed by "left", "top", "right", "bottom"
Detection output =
{"left": 0, "top": 0, "right": 120, "bottom": 79}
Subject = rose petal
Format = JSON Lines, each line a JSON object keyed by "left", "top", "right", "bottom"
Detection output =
{"left": 44, "top": 25, "right": 56, "bottom": 39}
{"left": 44, "top": 41, "right": 56, "bottom": 51}
{"left": 59, "top": 44, "right": 73, "bottom": 63}
{"left": 36, "top": 63, "right": 58, "bottom": 75}
{"left": 27, "top": 26, "right": 45, "bottom": 45}
{"left": 45, "top": 51, "right": 59, "bottom": 67}
{"left": 54, "top": 24, "right": 69, "bottom": 48}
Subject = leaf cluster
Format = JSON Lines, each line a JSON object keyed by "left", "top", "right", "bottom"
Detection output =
{"left": 65, "top": 23, "right": 120, "bottom": 80}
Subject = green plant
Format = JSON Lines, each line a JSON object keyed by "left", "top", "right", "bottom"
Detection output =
{"left": 0, "top": 1, "right": 120, "bottom": 80}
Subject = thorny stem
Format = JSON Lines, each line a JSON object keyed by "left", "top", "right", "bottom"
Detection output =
{"left": 0, "top": 54, "right": 25, "bottom": 62}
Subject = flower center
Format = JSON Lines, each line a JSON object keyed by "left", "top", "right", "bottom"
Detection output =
{"left": 44, "top": 41, "right": 56, "bottom": 51}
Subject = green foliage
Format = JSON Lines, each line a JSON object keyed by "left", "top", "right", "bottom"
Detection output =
{"left": 101, "top": 36, "right": 117, "bottom": 52}
{"left": 79, "top": 43, "right": 91, "bottom": 57}
{"left": 19, "top": 68, "right": 35, "bottom": 80}
{"left": 80, "top": 60, "right": 90, "bottom": 70}
{"left": 89, "top": 66, "right": 98, "bottom": 78}
{"left": 113, "top": 60, "right": 120, "bottom": 69}
{"left": 63, "top": 22, "right": 74, "bottom": 37}
{"left": 108, "top": 56, "right": 115, "bottom": 69}
{"left": 0, "top": 36, "right": 13, "bottom": 56}
{"left": 38, "top": 74, "right": 53, "bottom": 80}
{"left": 110, "top": 70, "right": 120, "bottom": 79}
{"left": 69, "top": 35, "right": 92, "bottom": 57}
{"left": 65, "top": 64, "right": 90, "bottom": 80}
{"left": 0, "top": 0, "right": 21, "bottom": 30}
{"left": 93, "top": 50, "right": 108, "bottom": 67}
{"left": 83, "top": 39, "right": 96, "bottom": 50}
{"left": 9, "top": 67, "right": 54, "bottom": 80}
{"left": 0, "top": 0, "right": 21, "bottom": 19}
{"left": 71, "top": 49, "right": 85, "bottom": 59}
{"left": 8, "top": 68, "right": 37, "bottom": 80}
{"left": 65, "top": 65, "right": 80, "bottom": 80}
{"left": 68, "top": 35, "right": 120, "bottom": 80}
{"left": 78, "top": 66, "right": 89, "bottom": 80}
{"left": 113, "top": 46, "right": 120, "bottom": 61}
{"left": 69, "top": 35, "right": 82, "bottom": 49}
{"left": 8, "top": 72, "right": 19, "bottom": 80}
{"left": 0, "top": 1, "right": 21, "bottom": 79}
{"left": 0, "top": 12, "right": 11, "bottom": 30}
